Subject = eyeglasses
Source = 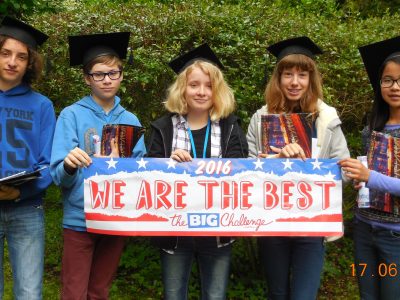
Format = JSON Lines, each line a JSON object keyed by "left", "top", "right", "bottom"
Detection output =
{"left": 87, "top": 70, "right": 122, "bottom": 82}
{"left": 380, "top": 77, "right": 400, "bottom": 88}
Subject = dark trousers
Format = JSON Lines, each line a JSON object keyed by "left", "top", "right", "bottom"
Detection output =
{"left": 161, "top": 238, "right": 232, "bottom": 300}
{"left": 259, "top": 236, "right": 325, "bottom": 300}
{"left": 61, "top": 228, "right": 126, "bottom": 300}
{"left": 354, "top": 218, "right": 400, "bottom": 300}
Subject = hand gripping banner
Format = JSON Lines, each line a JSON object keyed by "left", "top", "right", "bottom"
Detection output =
{"left": 84, "top": 157, "right": 342, "bottom": 237}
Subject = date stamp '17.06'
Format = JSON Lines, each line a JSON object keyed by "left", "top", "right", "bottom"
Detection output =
{"left": 350, "top": 263, "right": 398, "bottom": 277}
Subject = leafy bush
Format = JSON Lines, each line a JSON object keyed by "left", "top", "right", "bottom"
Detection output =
{"left": 0, "top": 0, "right": 59, "bottom": 17}
{"left": 338, "top": 0, "right": 400, "bottom": 18}
{"left": 27, "top": 0, "right": 400, "bottom": 142}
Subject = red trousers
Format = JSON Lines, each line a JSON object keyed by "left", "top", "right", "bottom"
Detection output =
{"left": 61, "top": 228, "right": 126, "bottom": 300}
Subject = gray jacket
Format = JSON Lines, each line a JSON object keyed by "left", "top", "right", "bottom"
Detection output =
{"left": 246, "top": 100, "right": 350, "bottom": 160}
{"left": 246, "top": 100, "right": 350, "bottom": 241}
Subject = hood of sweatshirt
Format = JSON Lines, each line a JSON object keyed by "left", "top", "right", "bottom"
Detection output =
{"left": 0, "top": 83, "right": 31, "bottom": 97}
{"left": 73, "top": 95, "right": 126, "bottom": 120}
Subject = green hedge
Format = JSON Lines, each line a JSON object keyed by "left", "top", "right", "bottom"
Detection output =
{"left": 27, "top": 1, "right": 400, "bottom": 148}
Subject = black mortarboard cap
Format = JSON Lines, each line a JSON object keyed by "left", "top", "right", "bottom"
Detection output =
{"left": 169, "top": 43, "right": 224, "bottom": 74}
{"left": 0, "top": 16, "right": 48, "bottom": 49}
{"left": 68, "top": 32, "right": 130, "bottom": 67}
{"left": 359, "top": 36, "right": 400, "bottom": 94}
{"left": 267, "top": 36, "right": 323, "bottom": 61}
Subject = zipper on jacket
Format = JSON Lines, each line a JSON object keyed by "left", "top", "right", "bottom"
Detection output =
{"left": 257, "top": 117, "right": 262, "bottom": 155}
{"left": 222, "top": 124, "right": 234, "bottom": 157}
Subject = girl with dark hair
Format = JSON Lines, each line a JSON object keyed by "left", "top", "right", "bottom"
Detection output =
{"left": 339, "top": 36, "right": 400, "bottom": 300}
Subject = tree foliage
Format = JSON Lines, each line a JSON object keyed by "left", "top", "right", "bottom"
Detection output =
{"left": 0, "top": 0, "right": 58, "bottom": 18}
{"left": 27, "top": 0, "right": 400, "bottom": 150}
{"left": 339, "top": 0, "right": 400, "bottom": 17}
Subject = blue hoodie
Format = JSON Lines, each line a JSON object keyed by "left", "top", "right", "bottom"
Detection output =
{"left": 0, "top": 84, "right": 56, "bottom": 206}
{"left": 50, "top": 95, "right": 146, "bottom": 230}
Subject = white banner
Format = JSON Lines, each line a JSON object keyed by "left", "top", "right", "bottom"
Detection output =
{"left": 84, "top": 158, "right": 342, "bottom": 236}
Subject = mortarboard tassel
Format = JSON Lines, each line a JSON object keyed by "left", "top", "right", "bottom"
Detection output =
{"left": 128, "top": 47, "right": 134, "bottom": 65}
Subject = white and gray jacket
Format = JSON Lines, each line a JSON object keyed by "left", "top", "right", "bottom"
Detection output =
{"left": 246, "top": 100, "right": 350, "bottom": 241}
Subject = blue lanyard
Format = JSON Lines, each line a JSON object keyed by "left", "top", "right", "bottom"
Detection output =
{"left": 187, "top": 118, "right": 211, "bottom": 159}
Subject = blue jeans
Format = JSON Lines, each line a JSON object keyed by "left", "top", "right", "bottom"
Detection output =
{"left": 0, "top": 205, "right": 44, "bottom": 300}
{"left": 160, "top": 240, "right": 231, "bottom": 300}
{"left": 353, "top": 218, "right": 400, "bottom": 300}
{"left": 259, "top": 236, "right": 325, "bottom": 300}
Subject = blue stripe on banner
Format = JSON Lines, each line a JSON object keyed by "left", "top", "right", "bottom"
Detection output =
{"left": 84, "top": 158, "right": 341, "bottom": 180}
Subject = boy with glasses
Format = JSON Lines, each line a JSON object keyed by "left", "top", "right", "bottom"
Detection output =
{"left": 0, "top": 16, "right": 55, "bottom": 299}
{"left": 50, "top": 32, "right": 146, "bottom": 299}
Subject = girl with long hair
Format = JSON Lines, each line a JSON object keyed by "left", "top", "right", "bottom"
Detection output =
{"left": 339, "top": 36, "right": 400, "bottom": 300}
{"left": 247, "top": 36, "right": 349, "bottom": 299}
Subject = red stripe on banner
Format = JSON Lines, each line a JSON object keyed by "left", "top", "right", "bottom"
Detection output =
{"left": 86, "top": 228, "right": 342, "bottom": 237}
{"left": 276, "top": 214, "right": 342, "bottom": 222}
{"left": 85, "top": 213, "right": 168, "bottom": 222}
{"left": 85, "top": 213, "right": 342, "bottom": 223}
